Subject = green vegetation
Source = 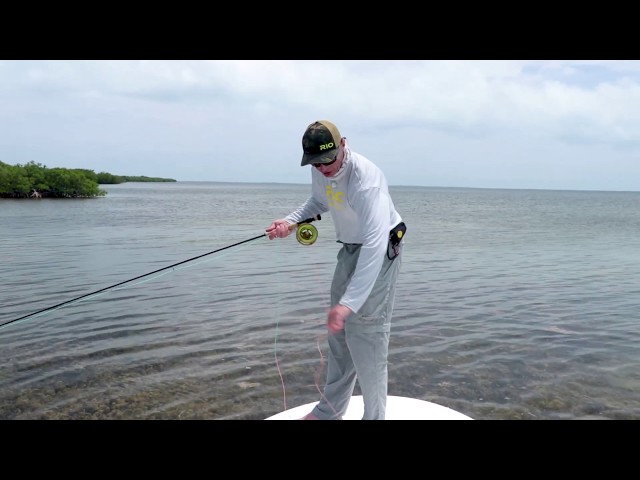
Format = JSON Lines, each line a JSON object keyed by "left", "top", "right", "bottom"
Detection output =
{"left": 96, "top": 173, "right": 177, "bottom": 184}
{"left": 0, "top": 161, "right": 176, "bottom": 199}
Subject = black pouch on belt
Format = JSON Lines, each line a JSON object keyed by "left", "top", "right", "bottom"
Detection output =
{"left": 388, "top": 222, "right": 407, "bottom": 259}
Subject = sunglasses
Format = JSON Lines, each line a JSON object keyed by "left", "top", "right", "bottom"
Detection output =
{"left": 312, "top": 154, "right": 338, "bottom": 169}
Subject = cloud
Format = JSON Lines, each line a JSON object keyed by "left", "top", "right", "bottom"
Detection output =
{"left": 1, "top": 60, "right": 639, "bottom": 190}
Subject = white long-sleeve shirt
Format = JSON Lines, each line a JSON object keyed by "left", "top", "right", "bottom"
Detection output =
{"left": 285, "top": 148, "right": 402, "bottom": 313}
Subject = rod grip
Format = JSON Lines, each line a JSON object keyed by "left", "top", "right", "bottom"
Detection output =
{"left": 288, "top": 214, "right": 321, "bottom": 231}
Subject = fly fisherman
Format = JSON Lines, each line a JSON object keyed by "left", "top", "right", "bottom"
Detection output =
{"left": 266, "top": 120, "right": 405, "bottom": 420}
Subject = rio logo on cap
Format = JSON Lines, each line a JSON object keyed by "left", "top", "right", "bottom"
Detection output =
{"left": 319, "top": 142, "right": 335, "bottom": 151}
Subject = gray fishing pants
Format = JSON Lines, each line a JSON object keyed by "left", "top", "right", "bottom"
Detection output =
{"left": 311, "top": 240, "right": 402, "bottom": 420}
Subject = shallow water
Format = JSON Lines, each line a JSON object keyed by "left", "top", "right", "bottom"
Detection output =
{"left": 2, "top": 182, "right": 640, "bottom": 419}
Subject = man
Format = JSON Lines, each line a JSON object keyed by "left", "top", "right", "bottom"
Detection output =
{"left": 266, "top": 120, "right": 405, "bottom": 420}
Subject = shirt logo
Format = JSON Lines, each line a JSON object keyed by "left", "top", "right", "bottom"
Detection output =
{"left": 325, "top": 185, "right": 344, "bottom": 209}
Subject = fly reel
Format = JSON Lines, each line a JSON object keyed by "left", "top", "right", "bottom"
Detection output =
{"left": 296, "top": 223, "right": 318, "bottom": 246}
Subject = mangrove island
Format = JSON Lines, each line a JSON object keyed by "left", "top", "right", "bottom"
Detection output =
{"left": 0, "top": 160, "right": 176, "bottom": 199}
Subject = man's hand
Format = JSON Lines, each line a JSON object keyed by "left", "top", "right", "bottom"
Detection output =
{"left": 265, "top": 219, "right": 292, "bottom": 240}
{"left": 327, "top": 304, "right": 353, "bottom": 334}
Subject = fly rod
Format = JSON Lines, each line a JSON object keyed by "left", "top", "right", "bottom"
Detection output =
{"left": 1, "top": 215, "right": 321, "bottom": 329}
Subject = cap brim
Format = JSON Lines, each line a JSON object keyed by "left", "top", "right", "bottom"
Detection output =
{"left": 301, "top": 148, "right": 338, "bottom": 167}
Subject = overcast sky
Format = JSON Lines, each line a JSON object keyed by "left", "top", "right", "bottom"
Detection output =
{"left": 1, "top": 60, "right": 639, "bottom": 191}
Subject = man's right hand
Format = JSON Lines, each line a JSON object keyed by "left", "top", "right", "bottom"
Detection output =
{"left": 265, "top": 219, "right": 292, "bottom": 240}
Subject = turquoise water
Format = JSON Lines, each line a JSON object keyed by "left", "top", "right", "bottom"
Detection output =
{"left": 1, "top": 182, "right": 640, "bottom": 419}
